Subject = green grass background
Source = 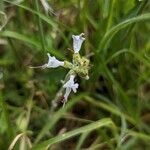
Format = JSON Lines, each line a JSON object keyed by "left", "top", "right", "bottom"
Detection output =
{"left": 0, "top": 0, "right": 150, "bottom": 149}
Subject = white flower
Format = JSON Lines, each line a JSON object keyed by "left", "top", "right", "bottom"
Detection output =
{"left": 45, "top": 53, "right": 64, "bottom": 68}
{"left": 72, "top": 33, "right": 85, "bottom": 53}
{"left": 30, "top": 53, "right": 64, "bottom": 69}
{"left": 29, "top": 53, "right": 64, "bottom": 69}
{"left": 63, "top": 75, "right": 79, "bottom": 104}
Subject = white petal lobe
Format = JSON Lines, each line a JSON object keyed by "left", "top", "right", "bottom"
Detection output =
{"left": 72, "top": 33, "right": 85, "bottom": 53}
{"left": 46, "top": 53, "right": 64, "bottom": 68}
{"left": 63, "top": 75, "right": 79, "bottom": 102}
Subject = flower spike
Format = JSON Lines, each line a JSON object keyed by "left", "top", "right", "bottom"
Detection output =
{"left": 72, "top": 33, "right": 85, "bottom": 53}
{"left": 30, "top": 32, "right": 90, "bottom": 107}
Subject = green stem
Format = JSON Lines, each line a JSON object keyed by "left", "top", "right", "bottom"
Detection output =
{"left": 75, "top": 132, "right": 89, "bottom": 150}
{"left": 35, "top": 0, "right": 46, "bottom": 58}
{"left": 106, "top": 0, "right": 116, "bottom": 31}
{"left": 0, "top": 92, "right": 14, "bottom": 140}
{"left": 7, "top": 38, "right": 22, "bottom": 65}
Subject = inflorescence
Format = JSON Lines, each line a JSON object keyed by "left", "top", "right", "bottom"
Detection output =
{"left": 30, "top": 33, "right": 90, "bottom": 106}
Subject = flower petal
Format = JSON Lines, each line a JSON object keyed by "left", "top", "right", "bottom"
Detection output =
{"left": 72, "top": 33, "right": 85, "bottom": 53}
{"left": 63, "top": 75, "right": 78, "bottom": 104}
{"left": 64, "top": 88, "right": 71, "bottom": 101}
{"left": 46, "top": 53, "right": 64, "bottom": 68}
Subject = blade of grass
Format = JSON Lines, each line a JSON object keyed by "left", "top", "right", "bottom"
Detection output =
{"left": 105, "top": 49, "right": 129, "bottom": 64}
{"left": 121, "top": 0, "right": 148, "bottom": 42}
{"left": 117, "top": 115, "right": 127, "bottom": 148}
{"left": 0, "top": 92, "right": 14, "bottom": 141}
{"left": 102, "top": 0, "right": 110, "bottom": 18}
{"left": 0, "top": 30, "right": 63, "bottom": 58}
{"left": 32, "top": 118, "right": 114, "bottom": 150}
{"left": 127, "top": 130, "right": 150, "bottom": 141}
{"left": 105, "top": 48, "right": 150, "bottom": 67}
{"left": 84, "top": 95, "right": 136, "bottom": 125}
{"left": 101, "top": 58, "right": 131, "bottom": 111}
{"left": 75, "top": 131, "right": 90, "bottom": 150}
{"left": 3, "top": 0, "right": 56, "bottom": 27}
{"left": 0, "top": 31, "right": 42, "bottom": 48}
{"left": 106, "top": 0, "right": 116, "bottom": 31}
{"left": 3, "top": 0, "right": 70, "bottom": 45}
{"left": 7, "top": 38, "right": 22, "bottom": 64}
{"left": 0, "top": 11, "right": 7, "bottom": 31}
{"left": 35, "top": 0, "right": 46, "bottom": 58}
{"left": 98, "top": 13, "right": 150, "bottom": 54}
{"left": 84, "top": 138, "right": 115, "bottom": 150}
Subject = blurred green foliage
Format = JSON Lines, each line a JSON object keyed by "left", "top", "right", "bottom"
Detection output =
{"left": 0, "top": 0, "right": 150, "bottom": 149}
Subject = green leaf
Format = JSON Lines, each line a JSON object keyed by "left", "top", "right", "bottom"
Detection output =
{"left": 0, "top": 11, "right": 7, "bottom": 31}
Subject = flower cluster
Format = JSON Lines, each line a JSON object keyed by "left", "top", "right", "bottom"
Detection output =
{"left": 31, "top": 33, "right": 90, "bottom": 106}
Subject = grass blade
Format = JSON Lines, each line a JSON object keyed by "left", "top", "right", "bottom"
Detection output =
{"left": 0, "top": 30, "right": 63, "bottom": 58}
{"left": 98, "top": 13, "right": 150, "bottom": 54}
{"left": 32, "top": 118, "right": 114, "bottom": 150}
{"left": 35, "top": 0, "right": 46, "bottom": 57}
